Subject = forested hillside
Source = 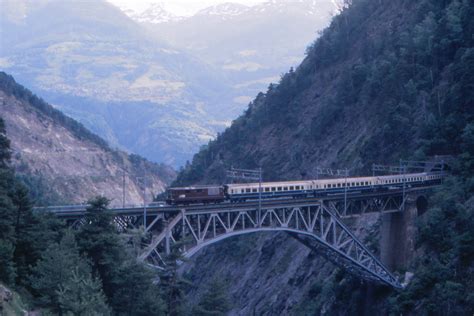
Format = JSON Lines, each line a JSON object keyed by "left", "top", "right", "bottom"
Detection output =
{"left": 0, "top": 72, "right": 175, "bottom": 206}
{"left": 177, "top": 0, "right": 473, "bottom": 184}
{"left": 0, "top": 122, "right": 173, "bottom": 313}
{"left": 177, "top": 0, "right": 474, "bottom": 314}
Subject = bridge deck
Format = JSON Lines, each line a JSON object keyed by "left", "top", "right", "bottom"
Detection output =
{"left": 37, "top": 186, "right": 433, "bottom": 219}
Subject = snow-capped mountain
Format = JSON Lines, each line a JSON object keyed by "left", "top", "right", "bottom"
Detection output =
{"left": 106, "top": 1, "right": 183, "bottom": 24}
{"left": 130, "top": 3, "right": 183, "bottom": 24}
{"left": 195, "top": 3, "right": 250, "bottom": 19}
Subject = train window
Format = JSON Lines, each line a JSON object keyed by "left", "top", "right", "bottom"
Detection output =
{"left": 337, "top": 183, "right": 340, "bottom": 188}
{"left": 252, "top": 188, "right": 257, "bottom": 193}
{"left": 265, "top": 188, "right": 270, "bottom": 192}
{"left": 290, "top": 186, "right": 294, "bottom": 190}
{"left": 271, "top": 187, "right": 276, "bottom": 191}
{"left": 246, "top": 188, "right": 251, "bottom": 193}
{"left": 283, "top": 187, "right": 288, "bottom": 191}
{"left": 277, "top": 187, "right": 282, "bottom": 191}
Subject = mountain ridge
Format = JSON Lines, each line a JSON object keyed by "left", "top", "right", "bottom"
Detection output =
{"left": 0, "top": 72, "right": 176, "bottom": 206}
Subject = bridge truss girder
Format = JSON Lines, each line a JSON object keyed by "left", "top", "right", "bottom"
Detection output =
{"left": 139, "top": 196, "right": 404, "bottom": 288}
{"left": 325, "top": 193, "right": 405, "bottom": 217}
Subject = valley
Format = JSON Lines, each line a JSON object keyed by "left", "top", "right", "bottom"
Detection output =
{"left": 0, "top": 0, "right": 472, "bottom": 315}
{"left": 0, "top": 0, "right": 336, "bottom": 167}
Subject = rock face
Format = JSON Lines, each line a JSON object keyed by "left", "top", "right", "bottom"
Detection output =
{"left": 0, "top": 72, "right": 175, "bottom": 206}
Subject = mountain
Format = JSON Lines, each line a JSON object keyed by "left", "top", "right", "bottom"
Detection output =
{"left": 0, "top": 72, "right": 176, "bottom": 206}
{"left": 147, "top": 0, "right": 338, "bottom": 118}
{"left": 175, "top": 0, "right": 472, "bottom": 184}
{"left": 195, "top": 3, "right": 250, "bottom": 19}
{"left": 0, "top": 0, "right": 230, "bottom": 167}
{"left": 126, "top": 3, "right": 183, "bottom": 24}
{"left": 175, "top": 0, "right": 474, "bottom": 313}
{"left": 1, "top": 0, "right": 336, "bottom": 168}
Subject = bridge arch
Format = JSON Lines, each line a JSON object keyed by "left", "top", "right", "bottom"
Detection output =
{"left": 140, "top": 202, "right": 403, "bottom": 288}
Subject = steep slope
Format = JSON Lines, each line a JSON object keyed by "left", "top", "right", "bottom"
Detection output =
{"left": 0, "top": 0, "right": 228, "bottom": 167}
{"left": 176, "top": 0, "right": 473, "bottom": 314}
{"left": 176, "top": 0, "right": 473, "bottom": 184}
{"left": 0, "top": 72, "right": 176, "bottom": 206}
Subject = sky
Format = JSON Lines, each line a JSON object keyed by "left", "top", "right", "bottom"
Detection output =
{"left": 107, "top": 0, "right": 268, "bottom": 16}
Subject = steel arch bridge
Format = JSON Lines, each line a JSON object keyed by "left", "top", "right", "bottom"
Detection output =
{"left": 44, "top": 188, "right": 435, "bottom": 289}
{"left": 136, "top": 191, "right": 413, "bottom": 289}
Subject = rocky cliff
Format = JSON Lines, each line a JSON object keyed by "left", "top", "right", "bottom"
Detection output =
{"left": 0, "top": 72, "right": 176, "bottom": 206}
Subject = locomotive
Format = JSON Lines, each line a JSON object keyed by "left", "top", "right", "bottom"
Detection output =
{"left": 166, "top": 172, "right": 443, "bottom": 205}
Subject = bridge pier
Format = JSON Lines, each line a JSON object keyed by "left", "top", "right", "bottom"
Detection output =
{"left": 380, "top": 197, "right": 419, "bottom": 271}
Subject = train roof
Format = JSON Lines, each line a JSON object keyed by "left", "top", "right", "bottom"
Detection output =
{"left": 226, "top": 180, "right": 313, "bottom": 188}
{"left": 225, "top": 172, "right": 432, "bottom": 188}
{"left": 168, "top": 185, "right": 222, "bottom": 190}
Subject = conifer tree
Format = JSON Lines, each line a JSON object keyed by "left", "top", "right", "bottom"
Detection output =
{"left": 30, "top": 231, "right": 109, "bottom": 314}
{"left": 57, "top": 267, "right": 111, "bottom": 316}
{"left": 76, "top": 196, "right": 167, "bottom": 315}
{"left": 193, "top": 278, "right": 231, "bottom": 316}
{"left": 0, "top": 117, "right": 17, "bottom": 285}
{"left": 76, "top": 196, "right": 123, "bottom": 301}
{"left": 159, "top": 242, "right": 192, "bottom": 316}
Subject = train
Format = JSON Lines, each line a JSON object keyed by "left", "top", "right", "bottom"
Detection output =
{"left": 165, "top": 172, "right": 444, "bottom": 205}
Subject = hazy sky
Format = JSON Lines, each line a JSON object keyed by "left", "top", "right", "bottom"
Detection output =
{"left": 107, "top": 0, "right": 268, "bottom": 16}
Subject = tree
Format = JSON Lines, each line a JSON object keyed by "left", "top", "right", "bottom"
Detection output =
{"left": 110, "top": 258, "right": 166, "bottom": 316}
{"left": 76, "top": 196, "right": 123, "bottom": 301}
{"left": 0, "top": 117, "right": 11, "bottom": 168}
{"left": 76, "top": 196, "right": 167, "bottom": 315}
{"left": 30, "top": 232, "right": 109, "bottom": 314}
{"left": 57, "top": 267, "right": 111, "bottom": 316}
{"left": 159, "top": 242, "right": 192, "bottom": 316}
{"left": 193, "top": 278, "right": 231, "bottom": 316}
{"left": 0, "top": 238, "right": 16, "bottom": 285}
